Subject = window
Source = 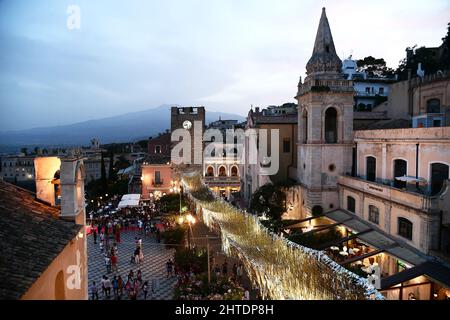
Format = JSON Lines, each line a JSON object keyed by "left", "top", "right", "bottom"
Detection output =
{"left": 347, "top": 196, "right": 356, "bottom": 213}
{"left": 366, "top": 156, "right": 376, "bottom": 182}
{"left": 365, "top": 87, "right": 371, "bottom": 94}
{"left": 324, "top": 108, "right": 338, "bottom": 143}
{"left": 393, "top": 159, "right": 407, "bottom": 189}
{"left": 283, "top": 139, "right": 291, "bottom": 153}
{"left": 231, "top": 166, "right": 238, "bottom": 177}
{"left": 379, "top": 87, "right": 384, "bottom": 95}
{"left": 154, "top": 171, "right": 161, "bottom": 184}
{"left": 155, "top": 145, "right": 161, "bottom": 154}
{"left": 398, "top": 218, "right": 413, "bottom": 240}
{"left": 206, "top": 166, "right": 214, "bottom": 177}
{"left": 368, "top": 205, "right": 379, "bottom": 225}
{"left": 219, "top": 166, "right": 226, "bottom": 177}
{"left": 431, "top": 163, "right": 449, "bottom": 195}
{"left": 426, "top": 98, "right": 440, "bottom": 113}
{"left": 433, "top": 119, "right": 441, "bottom": 127}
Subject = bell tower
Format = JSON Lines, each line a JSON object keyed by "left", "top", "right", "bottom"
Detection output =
{"left": 296, "top": 8, "right": 354, "bottom": 217}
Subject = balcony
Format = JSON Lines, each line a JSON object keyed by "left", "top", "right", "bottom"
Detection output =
{"left": 152, "top": 179, "right": 164, "bottom": 187}
{"left": 338, "top": 175, "right": 445, "bottom": 213}
{"left": 204, "top": 175, "right": 240, "bottom": 187}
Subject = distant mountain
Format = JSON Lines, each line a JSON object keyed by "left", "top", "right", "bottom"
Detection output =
{"left": 0, "top": 104, "right": 246, "bottom": 147}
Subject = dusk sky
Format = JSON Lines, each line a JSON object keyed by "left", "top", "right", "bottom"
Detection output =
{"left": 0, "top": 0, "right": 449, "bottom": 131}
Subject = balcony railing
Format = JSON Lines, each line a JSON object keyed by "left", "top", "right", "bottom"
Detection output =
{"left": 339, "top": 175, "right": 445, "bottom": 213}
{"left": 152, "top": 179, "right": 164, "bottom": 186}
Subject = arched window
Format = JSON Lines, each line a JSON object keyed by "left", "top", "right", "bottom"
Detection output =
{"left": 206, "top": 166, "right": 214, "bottom": 177}
{"left": 302, "top": 110, "right": 308, "bottom": 143}
{"left": 347, "top": 196, "right": 356, "bottom": 213}
{"left": 325, "top": 108, "right": 338, "bottom": 143}
{"left": 55, "top": 270, "right": 66, "bottom": 300}
{"left": 393, "top": 159, "right": 407, "bottom": 189}
{"left": 426, "top": 98, "right": 441, "bottom": 113}
{"left": 312, "top": 205, "right": 323, "bottom": 216}
{"left": 366, "top": 156, "right": 376, "bottom": 182}
{"left": 398, "top": 217, "right": 413, "bottom": 240}
{"left": 219, "top": 166, "right": 227, "bottom": 177}
{"left": 431, "top": 163, "right": 449, "bottom": 195}
{"left": 368, "top": 205, "right": 379, "bottom": 225}
{"left": 231, "top": 166, "right": 238, "bottom": 177}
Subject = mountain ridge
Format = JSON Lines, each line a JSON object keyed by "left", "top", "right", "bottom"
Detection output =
{"left": 0, "top": 104, "right": 246, "bottom": 146}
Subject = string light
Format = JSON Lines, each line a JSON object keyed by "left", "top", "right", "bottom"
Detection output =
{"left": 182, "top": 173, "right": 383, "bottom": 300}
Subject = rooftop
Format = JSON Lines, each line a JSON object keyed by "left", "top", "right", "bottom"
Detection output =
{"left": 0, "top": 180, "right": 82, "bottom": 299}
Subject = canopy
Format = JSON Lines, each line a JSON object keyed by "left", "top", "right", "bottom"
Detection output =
{"left": 117, "top": 199, "right": 140, "bottom": 208}
{"left": 395, "top": 176, "right": 427, "bottom": 183}
{"left": 121, "top": 194, "right": 141, "bottom": 201}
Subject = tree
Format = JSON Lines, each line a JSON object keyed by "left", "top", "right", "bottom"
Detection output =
{"left": 356, "top": 56, "right": 394, "bottom": 77}
{"left": 108, "top": 150, "right": 115, "bottom": 181}
{"left": 396, "top": 22, "right": 450, "bottom": 80}
{"left": 20, "top": 148, "right": 28, "bottom": 155}
{"left": 100, "top": 152, "right": 107, "bottom": 189}
{"left": 250, "top": 184, "right": 286, "bottom": 221}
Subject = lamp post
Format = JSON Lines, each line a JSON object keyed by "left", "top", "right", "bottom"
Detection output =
{"left": 185, "top": 214, "right": 196, "bottom": 250}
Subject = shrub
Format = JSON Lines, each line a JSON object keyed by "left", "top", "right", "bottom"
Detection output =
{"left": 162, "top": 225, "right": 186, "bottom": 248}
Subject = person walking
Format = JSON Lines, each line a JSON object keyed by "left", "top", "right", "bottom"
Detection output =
{"left": 166, "top": 259, "right": 174, "bottom": 278}
{"left": 118, "top": 275, "right": 124, "bottom": 298}
{"left": 142, "top": 281, "right": 149, "bottom": 300}
{"left": 134, "top": 247, "right": 140, "bottom": 265}
{"left": 90, "top": 281, "right": 99, "bottom": 300}
{"left": 112, "top": 276, "right": 119, "bottom": 300}
{"left": 103, "top": 276, "right": 112, "bottom": 298}
{"left": 93, "top": 229, "right": 97, "bottom": 244}
{"left": 237, "top": 263, "right": 244, "bottom": 281}
{"left": 104, "top": 254, "right": 111, "bottom": 274}
{"left": 222, "top": 260, "right": 228, "bottom": 275}
{"left": 111, "top": 254, "right": 118, "bottom": 273}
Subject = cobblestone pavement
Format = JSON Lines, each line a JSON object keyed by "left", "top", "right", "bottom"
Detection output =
{"left": 87, "top": 230, "right": 177, "bottom": 300}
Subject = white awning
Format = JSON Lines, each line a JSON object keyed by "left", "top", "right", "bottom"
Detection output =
{"left": 121, "top": 194, "right": 141, "bottom": 201}
{"left": 117, "top": 199, "right": 140, "bottom": 208}
{"left": 395, "top": 176, "right": 427, "bottom": 183}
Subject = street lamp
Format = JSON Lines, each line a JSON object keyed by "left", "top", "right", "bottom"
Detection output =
{"left": 186, "top": 214, "right": 196, "bottom": 250}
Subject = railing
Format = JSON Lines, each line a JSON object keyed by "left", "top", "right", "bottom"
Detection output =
{"left": 339, "top": 175, "right": 443, "bottom": 212}
{"left": 152, "top": 179, "right": 164, "bottom": 186}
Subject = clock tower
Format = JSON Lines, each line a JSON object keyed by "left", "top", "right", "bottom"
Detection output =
{"left": 171, "top": 106, "right": 205, "bottom": 168}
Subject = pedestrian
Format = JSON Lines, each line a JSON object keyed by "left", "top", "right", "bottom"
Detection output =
{"left": 111, "top": 254, "right": 118, "bottom": 273}
{"left": 142, "top": 281, "right": 148, "bottom": 300}
{"left": 137, "top": 269, "right": 143, "bottom": 283}
{"left": 90, "top": 281, "right": 99, "bottom": 300}
{"left": 118, "top": 275, "right": 124, "bottom": 298}
{"left": 99, "top": 241, "right": 104, "bottom": 253}
{"left": 103, "top": 276, "right": 112, "bottom": 298}
{"left": 128, "top": 270, "right": 134, "bottom": 282}
{"left": 214, "top": 264, "right": 221, "bottom": 278}
{"left": 166, "top": 259, "right": 174, "bottom": 278}
{"left": 134, "top": 247, "right": 140, "bottom": 265}
{"left": 104, "top": 254, "right": 111, "bottom": 274}
{"left": 237, "top": 263, "right": 244, "bottom": 280}
{"left": 101, "top": 276, "right": 107, "bottom": 297}
{"left": 139, "top": 247, "right": 144, "bottom": 263}
{"left": 112, "top": 276, "right": 119, "bottom": 299}
{"left": 244, "top": 289, "right": 250, "bottom": 300}
{"left": 93, "top": 229, "right": 97, "bottom": 244}
{"left": 222, "top": 261, "right": 228, "bottom": 275}
{"left": 232, "top": 263, "right": 237, "bottom": 278}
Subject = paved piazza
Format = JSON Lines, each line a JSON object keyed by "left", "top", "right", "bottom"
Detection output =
{"left": 87, "top": 230, "right": 177, "bottom": 300}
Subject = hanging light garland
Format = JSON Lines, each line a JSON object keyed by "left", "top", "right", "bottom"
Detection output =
{"left": 182, "top": 173, "right": 384, "bottom": 300}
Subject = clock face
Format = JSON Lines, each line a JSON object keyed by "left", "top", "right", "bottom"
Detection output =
{"left": 182, "top": 120, "right": 192, "bottom": 129}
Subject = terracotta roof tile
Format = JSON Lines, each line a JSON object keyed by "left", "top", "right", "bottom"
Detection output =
{"left": 0, "top": 180, "right": 82, "bottom": 299}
